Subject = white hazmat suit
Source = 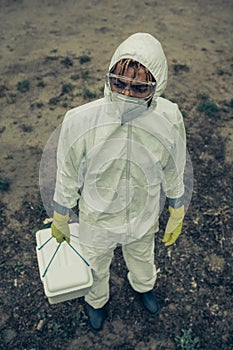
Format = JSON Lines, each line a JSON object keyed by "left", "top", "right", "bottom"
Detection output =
{"left": 53, "top": 33, "right": 186, "bottom": 307}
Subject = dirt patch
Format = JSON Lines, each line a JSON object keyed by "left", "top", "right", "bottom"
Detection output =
{"left": 0, "top": 0, "right": 232, "bottom": 349}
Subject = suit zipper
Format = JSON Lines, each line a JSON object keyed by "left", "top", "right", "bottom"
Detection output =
{"left": 126, "top": 124, "right": 132, "bottom": 235}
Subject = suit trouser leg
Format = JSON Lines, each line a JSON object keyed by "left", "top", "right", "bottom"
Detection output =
{"left": 80, "top": 244, "right": 114, "bottom": 309}
{"left": 122, "top": 229, "right": 157, "bottom": 293}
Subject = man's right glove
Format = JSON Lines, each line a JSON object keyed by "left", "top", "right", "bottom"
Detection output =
{"left": 51, "top": 210, "right": 70, "bottom": 243}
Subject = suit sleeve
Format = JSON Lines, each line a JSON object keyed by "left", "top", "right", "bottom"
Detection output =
{"left": 163, "top": 106, "right": 186, "bottom": 200}
{"left": 53, "top": 113, "right": 86, "bottom": 209}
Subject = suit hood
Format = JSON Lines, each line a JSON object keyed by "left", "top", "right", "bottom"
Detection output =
{"left": 105, "top": 33, "right": 168, "bottom": 102}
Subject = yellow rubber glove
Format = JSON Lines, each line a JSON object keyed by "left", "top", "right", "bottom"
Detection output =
{"left": 51, "top": 210, "right": 70, "bottom": 243}
{"left": 162, "top": 205, "right": 184, "bottom": 246}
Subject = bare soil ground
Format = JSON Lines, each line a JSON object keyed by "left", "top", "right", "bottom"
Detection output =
{"left": 0, "top": 0, "right": 232, "bottom": 349}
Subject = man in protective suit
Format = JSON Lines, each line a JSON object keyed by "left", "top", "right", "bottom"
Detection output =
{"left": 51, "top": 33, "right": 186, "bottom": 331}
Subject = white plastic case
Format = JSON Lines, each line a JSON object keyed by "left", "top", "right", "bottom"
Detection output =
{"left": 36, "top": 223, "right": 93, "bottom": 304}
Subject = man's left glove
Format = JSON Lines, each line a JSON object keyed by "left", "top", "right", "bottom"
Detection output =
{"left": 162, "top": 205, "right": 184, "bottom": 246}
{"left": 51, "top": 210, "right": 70, "bottom": 243}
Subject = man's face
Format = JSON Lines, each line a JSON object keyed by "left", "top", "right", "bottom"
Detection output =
{"left": 110, "top": 62, "right": 154, "bottom": 100}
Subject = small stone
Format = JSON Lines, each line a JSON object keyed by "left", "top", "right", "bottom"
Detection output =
{"left": 36, "top": 319, "right": 44, "bottom": 331}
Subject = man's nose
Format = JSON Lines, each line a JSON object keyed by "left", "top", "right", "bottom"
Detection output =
{"left": 123, "top": 89, "right": 130, "bottom": 96}
{"left": 122, "top": 86, "right": 131, "bottom": 96}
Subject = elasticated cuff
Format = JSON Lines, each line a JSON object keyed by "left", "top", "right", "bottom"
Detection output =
{"left": 54, "top": 201, "right": 69, "bottom": 215}
{"left": 167, "top": 195, "right": 184, "bottom": 209}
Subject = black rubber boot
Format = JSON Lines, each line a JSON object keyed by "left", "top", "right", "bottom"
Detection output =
{"left": 140, "top": 290, "right": 160, "bottom": 314}
{"left": 86, "top": 303, "right": 106, "bottom": 331}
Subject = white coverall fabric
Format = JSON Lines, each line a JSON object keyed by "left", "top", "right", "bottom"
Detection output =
{"left": 81, "top": 228, "right": 157, "bottom": 308}
{"left": 53, "top": 33, "right": 186, "bottom": 248}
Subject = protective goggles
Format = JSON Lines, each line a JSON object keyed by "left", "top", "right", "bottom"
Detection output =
{"left": 106, "top": 73, "right": 156, "bottom": 99}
